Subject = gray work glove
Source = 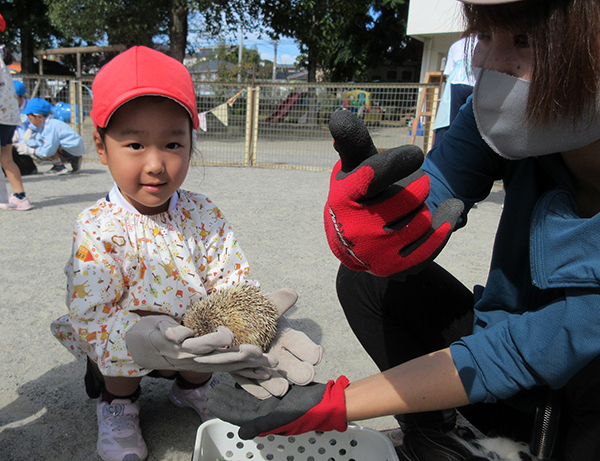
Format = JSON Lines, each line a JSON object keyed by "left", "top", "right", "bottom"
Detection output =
{"left": 126, "top": 315, "right": 277, "bottom": 374}
{"left": 231, "top": 288, "right": 324, "bottom": 399}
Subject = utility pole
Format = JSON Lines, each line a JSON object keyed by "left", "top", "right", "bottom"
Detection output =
{"left": 238, "top": 22, "right": 243, "bottom": 82}
{"left": 272, "top": 39, "right": 278, "bottom": 82}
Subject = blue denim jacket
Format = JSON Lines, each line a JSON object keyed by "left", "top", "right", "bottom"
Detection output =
{"left": 423, "top": 98, "right": 600, "bottom": 404}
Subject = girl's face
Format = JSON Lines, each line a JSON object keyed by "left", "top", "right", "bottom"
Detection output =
{"left": 94, "top": 97, "right": 192, "bottom": 215}
{"left": 472, "top": 29, "right": 534, "bottom": 80}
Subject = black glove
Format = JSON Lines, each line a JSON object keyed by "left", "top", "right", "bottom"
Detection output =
{"left": 207, "top": 376, "right": 349, "bottom": 439}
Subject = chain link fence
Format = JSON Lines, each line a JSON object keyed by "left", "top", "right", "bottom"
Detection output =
{"left": 15, "top": 75, "right": 440, "bottom": 171}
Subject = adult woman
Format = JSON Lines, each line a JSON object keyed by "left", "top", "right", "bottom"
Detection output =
{"left": 208, "top": 1, "right": 600, "bottom": 459}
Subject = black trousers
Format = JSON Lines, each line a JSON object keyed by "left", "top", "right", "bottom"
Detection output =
{"left": 336, "top": 263, "right": 600, "bottom": 461}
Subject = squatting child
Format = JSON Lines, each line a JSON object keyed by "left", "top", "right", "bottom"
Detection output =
{"left": 16, "top": 98, "right": 85, "bottom": 175}
{"left": 50, "top": 46, "right": 316, "bottom": 461}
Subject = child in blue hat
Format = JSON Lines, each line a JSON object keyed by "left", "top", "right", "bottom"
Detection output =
{"left": 17, "top": 97, "right": 85, "bottom": 174}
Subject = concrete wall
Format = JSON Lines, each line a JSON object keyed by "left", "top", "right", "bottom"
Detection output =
{"left": 407, "top": 0, "right": 466, "bottom": 81}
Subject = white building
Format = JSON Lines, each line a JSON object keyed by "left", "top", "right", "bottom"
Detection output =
{"left": 407, "top": 0, "right": 466, "bottom": 82}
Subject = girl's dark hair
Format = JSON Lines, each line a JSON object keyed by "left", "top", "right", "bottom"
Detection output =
{"left": 463, "top": 0, "right": 600, "bottom": 125}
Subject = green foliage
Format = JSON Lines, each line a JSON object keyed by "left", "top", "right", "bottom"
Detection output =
{"left": 47, "top": 0, "right": 170, "bottom": 47}
{"left": 4, "top": 0, "right": 420, "bottom": 82}
{"left": 260, "top": 0, "right": 418, "bottom": 82}
{"left": 211, "top": 41, "right": 268, "bottom": 82}
{"left": 0, "top": 0, "right": 65, "bottom": 72}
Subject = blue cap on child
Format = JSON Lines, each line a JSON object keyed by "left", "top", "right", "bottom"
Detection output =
{"left": 13, "top": 81, "right": 26, "bottom": 96}
{"left": 90, "top": 46, "right": 199, "bottom": 130}
{"left": 23, "top": 98, "right": 52, "bottom": 116}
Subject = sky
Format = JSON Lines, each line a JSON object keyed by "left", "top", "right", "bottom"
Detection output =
{"left": 244, "top": 35, "right": 300, "bottom": 65}
{"left": 196, "top": 31, "right": 301, "bottom": 66}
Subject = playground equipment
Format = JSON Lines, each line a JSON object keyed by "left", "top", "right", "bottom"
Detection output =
{"left": 337, "top": 89, "right": 384, "bottom": 125}
{"left": 266, "top": 91, "right": 308, "bottom": 123}
{"left": 52, "top": 101, "right": 86, "bottom": 124}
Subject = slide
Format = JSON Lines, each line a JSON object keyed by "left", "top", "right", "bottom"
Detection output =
{"left": 266, "top": 92, "right": 304, "bottom": 123}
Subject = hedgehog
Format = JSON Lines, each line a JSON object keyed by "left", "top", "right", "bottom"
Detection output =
{"left": 183, "top": 284, "right": 279, "bottom": 351}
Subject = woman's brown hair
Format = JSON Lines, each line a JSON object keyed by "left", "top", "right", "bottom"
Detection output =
{"left": 463, "top": 0, "right": 600, "bottom": 125}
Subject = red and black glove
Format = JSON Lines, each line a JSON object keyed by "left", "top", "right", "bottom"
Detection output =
{"left": 207, "top": 376, "right": 349, "bottom": 440}
{"left": 324, "top": 110, "right": 463, "bottom": 277}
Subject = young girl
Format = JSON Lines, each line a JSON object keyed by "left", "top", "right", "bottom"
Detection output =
{"left": 51, "top": 46, "right": 306, "bottom": 461}
{"left": 0, "top": 17, "right": 31, "bottom": 211}
{"left": 208, "top": 1, "right": 600, "bottom": 460}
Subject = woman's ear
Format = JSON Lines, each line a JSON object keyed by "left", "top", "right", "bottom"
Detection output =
{"left": 93, "top": 131, "right": 108, "bottom": 165}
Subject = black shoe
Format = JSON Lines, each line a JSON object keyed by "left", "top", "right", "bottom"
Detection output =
{"left": 70, "top": 156, "right": 83, "bottom": 173}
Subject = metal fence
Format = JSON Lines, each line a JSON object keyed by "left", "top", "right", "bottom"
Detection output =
{"left": 15, "top": 75, "right": 440, "bottom": 171}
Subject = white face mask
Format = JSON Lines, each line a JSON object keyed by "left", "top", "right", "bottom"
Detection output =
{"left": 472, "top": 67, "right": 600, "bottom": 159}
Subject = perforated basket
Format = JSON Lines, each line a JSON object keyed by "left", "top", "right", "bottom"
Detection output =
{"left": 193, "top": 419, "right": 399, "bottom": 461}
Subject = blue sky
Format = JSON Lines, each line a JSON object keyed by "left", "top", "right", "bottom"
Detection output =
{"left": 195, "top": 30, "right": 301, "bottom": 65}
{"left": 244, "top": 35, "right": 300, "bottom": 65}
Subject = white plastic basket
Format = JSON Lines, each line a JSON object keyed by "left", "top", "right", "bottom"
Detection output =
{"left": 193, "top": 419, "right": 399, "bottom": 461}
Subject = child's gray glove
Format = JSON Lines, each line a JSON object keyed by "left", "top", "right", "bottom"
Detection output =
{"left": 231, "top": 288, "right": 324, "bottom": 399}
{"left": 126, "top": 315, "right": 277, "bottom": 373}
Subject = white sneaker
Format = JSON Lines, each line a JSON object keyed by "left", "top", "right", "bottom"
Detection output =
{"left": 0, "top": 194, "right": 32, "bottom": 211}
{"left": 169, "top": 376, "right": 218, "bottom": 421}
{"left": 97, "top": 398, "right": 148, "bottom": 461}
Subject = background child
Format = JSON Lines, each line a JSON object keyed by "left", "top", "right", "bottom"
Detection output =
{"left": 15, "top": 98, "right": 85, "bottom": 175}
{"left": 0, "top": 14, "right": 30, "bottom": 211}
{"left": 50, "top": 46, "right": 305, "bottom": 461}
{"left": 13, "top": 80, "right": 28, "bottom": 111}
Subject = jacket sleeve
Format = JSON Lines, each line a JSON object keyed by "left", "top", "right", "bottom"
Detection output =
{"left": 423, "top": 98, "right": 506, "bottom": 228}
{"left": 32, "top": 124, "right": 60, "bottom": 158}
{"left": 451, "top": 288, "right": 600, "bottom": 403}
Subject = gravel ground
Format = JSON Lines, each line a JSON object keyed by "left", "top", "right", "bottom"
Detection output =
{"left": 0, "top": 159, "right": 504, "bottom": 460}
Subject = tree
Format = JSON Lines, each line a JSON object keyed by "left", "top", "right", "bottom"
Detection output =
{"left": 47, "top": 0, "right": 262, "bottom": 63}
{"left": 169, "top": 0, "right": 189, "bottom": 62}
{"left": 0, "top": 0, "right": 66, "bottom": 73}
{"left": 260, "top": 0, "right": 418, "bottom": 83}
{"left": 47, "top": 0, "right": 170, "bottom": 49}
{"left": 260, "top": 0, "right": 364, "bottom": 82}
{"left": 362, "top": 0, "right": 422, "bottom": 78}
{"left": 208, "top": 41, "right": 265, "bottom": 82}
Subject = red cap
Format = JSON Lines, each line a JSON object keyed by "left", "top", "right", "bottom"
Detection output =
{"left": 90, "top": 46, "right": 199, "bottom": 130}
{"left": 0, "top": 14, "right": 6, "bottom": 33}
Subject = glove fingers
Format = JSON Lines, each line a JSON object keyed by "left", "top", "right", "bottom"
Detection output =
{"left": 254, "top": 370, "right": 289, "bottom": 397}
{"left": 232, "top": 374, "right": 274, "bottom": 400}
{"left": 232, "top": 367, "right": 272, "bottom": 381}
{"left": 191, "top": 349, "right": 274, "bottom": 369}
{"left": 359, "top": 146, "right": 424, "bottom": 199}
{"left": 206, "top": 385, "right": 266, "bottom": 425}
{"left": 367, "top": 172, "right": 430, "bottom": 226}
{"left": 274, "top": 329, "right": 323, "bottom": 365}
{"left": 162, "top": 321, "right": 198, "bottom": 343}
{"left": 275, "top": 351, "right": 316, "bottom": 385}
{"left": 266, "top": 288, "right": 298, "bottom": 318}
{"left": 177, "top": 326, "right": 234, "bottom": 353}
{"left": 329, "top": 109, "right": 378, "bottom": 173}
{"left": 238, "top": 344, "right": 279, "bottom": 365}
{"left": 232, "top": 371, "right": 290, "bottom": 400}
{"left": 398, "top": 199, "right": 464, "bottom": 261}
{"left": 431, "top": 198, "right": 464, "bottom": 231}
